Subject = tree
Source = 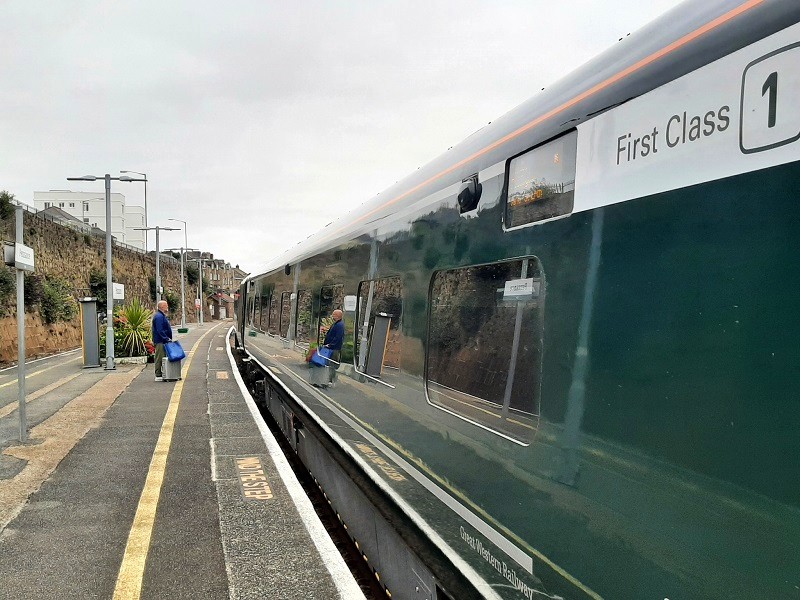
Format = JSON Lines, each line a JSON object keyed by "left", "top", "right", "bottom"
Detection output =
{"left": 89, "top": 270, "right": 107, "bottom": 313}
{"left": 186, "top": 265, "right": 199, "bottom": 286}
{"left": 0, "top": 190, "right": 15, "bottom": 220}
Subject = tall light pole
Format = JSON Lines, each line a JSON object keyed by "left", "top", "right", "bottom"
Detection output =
{"left": 168, "top": 218, "right": 188, "bottom": 328}
{"left": 68, "top": 174, "right": 145, "bottom": 370}
{"left": 134, "top": 226, "right": 179, "bottom": 305}
{"left": 189, "top": 257, "right": 206, "bottom": 325}
{"left": 120, "top": 171, "right": 147, "bottom": 251}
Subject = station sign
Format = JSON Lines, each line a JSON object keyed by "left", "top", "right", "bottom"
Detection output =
{"left": 503, "top": 278, "right": 538, "bottom": 299}
{"left": 3, "top": 242, "right": 35, "bottom": 272}
{"left": 574, "top": 22, "right": 800, "bottom": 213}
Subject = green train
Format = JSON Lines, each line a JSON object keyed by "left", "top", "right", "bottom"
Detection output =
{"left": 237, "top": 1, "right": 800, "bottom": 598}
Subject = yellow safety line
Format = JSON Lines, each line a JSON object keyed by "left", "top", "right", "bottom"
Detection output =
{"left": 112, "top": 325, "right": 220, "bottom": 600}
{"left": 0, "top": 356, "right": 81, "bottom": 389}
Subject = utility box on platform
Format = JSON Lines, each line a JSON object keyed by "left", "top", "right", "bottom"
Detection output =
{"left": 79, "top": 298, "right": 101, "bottom": 368}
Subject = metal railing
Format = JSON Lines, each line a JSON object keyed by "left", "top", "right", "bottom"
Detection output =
{"left": 9, "top": 200, "right": 178, "bottom": 264}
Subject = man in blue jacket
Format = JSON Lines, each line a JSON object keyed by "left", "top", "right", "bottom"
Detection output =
{"left": 152, "top": 300, "right": 172, "bottom": 381}
{"left": 321, "top": 309, "right": 344, "bottom": 386}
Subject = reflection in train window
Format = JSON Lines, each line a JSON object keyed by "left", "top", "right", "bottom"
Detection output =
{"left": 253, "top": 289, "right": 262, "bottom": 329}
{"left": 246, "top": 294, "right": 255, "bottom": 327}
{"left": 356, "top": 277, "right": 402, "bottom": 377}
{"left": 504, "top": 130, "right": 577, "bottom": 229}
{"left": 317, "top": 283, "right": 343, "bottom": 343}
{"left": 426, "top": 258, "right": 544, "bottom": 443}
{"left": 279, "top": 291, "right": 292, "bottom": 339}
{"left": 258, "top": 291, "right": 270, "bottom": 331}
{"left": 295, "top": 289, "right": 313, "bottom": 345}
{"left": 268, "top": 294, "right": 279, "bottom": 335}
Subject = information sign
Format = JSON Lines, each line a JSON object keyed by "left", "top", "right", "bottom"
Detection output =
{"left": 14, "top": 243, "right": 35, "bottom": 272}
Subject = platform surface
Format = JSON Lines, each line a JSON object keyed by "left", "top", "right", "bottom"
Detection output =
{"left": 0, "top": 321, "right": 363, "bottom": 600}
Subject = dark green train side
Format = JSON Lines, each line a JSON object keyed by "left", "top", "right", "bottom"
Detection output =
{"left": 236, "top": 2, "right": 800, "bottom": 598}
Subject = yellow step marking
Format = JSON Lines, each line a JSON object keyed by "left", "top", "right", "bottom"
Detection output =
{"left": 113, "top": 324, "right": 220, "bottom": 600}
{"left": 215, "top": 371, "right": 228, "bottom": 379}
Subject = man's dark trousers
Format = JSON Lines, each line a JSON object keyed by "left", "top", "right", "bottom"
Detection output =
{"left": 154, "top": 343, "right": 166, "bottom": 377}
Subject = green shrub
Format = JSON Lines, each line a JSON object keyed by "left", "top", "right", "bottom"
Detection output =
{"left": 118, "top": 299, "right": 151, "bottom": 357}
{"left": 0, "top": 268, "right": 15, "bottom": 306}
{"left": 164, "top": 290, "right": 180, "bottom": 314}
{"left": 41, "top": 276, "right": 77, "bottom": 324}
{"left": 23, "top": 274, "right": 44, "bottom": 311}
{"left": 89, "top": 270, "right": 107, "bottom": 313}
{"left": 100, "top": 301, "right": 154, "bottom": 357}
{"left": 186, "top": 265, "right": 199, "bottom": 286}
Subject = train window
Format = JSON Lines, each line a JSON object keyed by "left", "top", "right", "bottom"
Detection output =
{"left": 504, "top": 130, "right": 577, "bottom": 229}
{"left": 279, "top": 291, "right": 292, "bottom": 338}
{"left": 295, "top": 289, "right": 313, "bottom": 345}
{"left": 426, "top": 258, "right": 544, "bottom": 443}
{"left": 267, "top": 294, "right": 279, "bottom": 335}
{"left": 258, "top": 291, "right": 269, "bottom": 331}
{"left": 355, "top": 276, "right": 402, "bottom": 377}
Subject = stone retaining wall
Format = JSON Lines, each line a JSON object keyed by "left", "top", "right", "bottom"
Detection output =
{"left": 0, "top": 210, "right": 211, "bottom": 364}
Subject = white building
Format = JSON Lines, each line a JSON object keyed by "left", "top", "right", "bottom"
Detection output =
{"left": 33, "top": 190, "right": 146, "bottom": 250}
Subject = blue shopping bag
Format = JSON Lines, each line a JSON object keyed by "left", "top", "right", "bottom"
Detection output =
{"left": 165, "top": 340, "right": 186, "bottom": 362}
{"left": 310, "top": 346, "right": 332, "bottom": 367}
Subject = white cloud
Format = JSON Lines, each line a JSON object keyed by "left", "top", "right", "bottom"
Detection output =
{"left": 1, "top": 0, "right": 684, "bottom": 273}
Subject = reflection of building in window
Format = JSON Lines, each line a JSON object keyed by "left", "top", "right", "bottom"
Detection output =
{"left": 268, "top": 294, "right": 279, "bottom": 335}
{"left": 279, "top": 291, "right": 292, "bottom": 339}
{"left": 295, "top": 289, "right": 313, "bottom": 345}
{"left": 258, "top": 292, "right": 270, "bottom": 331}
{"left": 356, "top": 277, "right": 402, "bottom": 375}
{"left": 505, "top": 130, "right": 577, "bottom": 229}
{"left": 427, "top": 259, "right": 544, "bottom": 443}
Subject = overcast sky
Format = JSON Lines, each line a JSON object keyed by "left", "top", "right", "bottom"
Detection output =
{"left": 1, "top": 0, "right": 684, "bottom": 274}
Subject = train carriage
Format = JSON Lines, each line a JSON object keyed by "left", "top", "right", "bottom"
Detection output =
{"left": 236, "top": 1, "right": 800, "bottom": 598}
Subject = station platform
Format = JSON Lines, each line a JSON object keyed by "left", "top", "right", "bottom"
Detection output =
{"left": 0, "top": 321, "right": 365, "bottom": 599}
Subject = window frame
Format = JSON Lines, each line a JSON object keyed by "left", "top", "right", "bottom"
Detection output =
{"left": 501, "top": 129, "right": 578, "bottom": 232}
{"left": 423, "top": 256, "right": 545, "bottom": 446}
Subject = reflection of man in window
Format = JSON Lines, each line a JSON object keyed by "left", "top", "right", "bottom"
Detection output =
{"left": 323, "top": 309, "right": 344, "bottom": 384}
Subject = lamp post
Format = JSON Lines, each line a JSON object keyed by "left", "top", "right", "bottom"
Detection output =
{"left": 120, "top": 171, "right": 147, "bottom": 251}
{"left": 168, "top": 218, "right": 188, "bottom": 328}
{"left": 68, "top": 173, "right": 145, "bottom": 370}
{"left": 188, "top": 257, "right": 206, "bottom": 325}
{"left": 134, "top": 226, "right": 179, "bottom": 304}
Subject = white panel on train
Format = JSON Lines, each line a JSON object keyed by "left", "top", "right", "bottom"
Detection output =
{"left": 574, "top": 22, "right": 800, "bottom": 212}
